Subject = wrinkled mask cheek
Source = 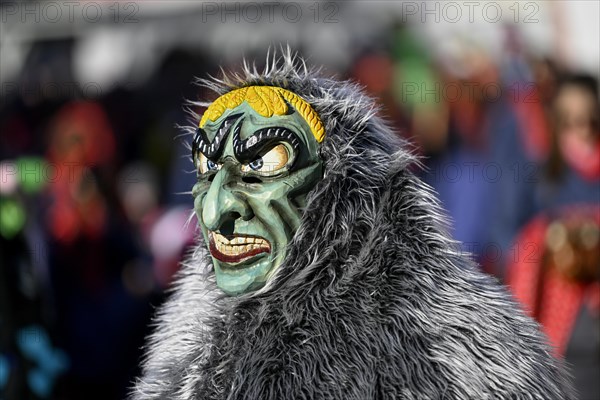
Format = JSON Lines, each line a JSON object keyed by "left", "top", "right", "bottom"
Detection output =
{"left": 243, "top": 161, "right": 323, "bottom": 260}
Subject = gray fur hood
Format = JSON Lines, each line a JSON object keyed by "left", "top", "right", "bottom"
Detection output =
{"left": 132, "top": 52, "right": 574, "bottom": 400}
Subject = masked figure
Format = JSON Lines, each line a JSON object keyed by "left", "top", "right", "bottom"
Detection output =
{"left": 133, "top": 53, "right": 573, "bottom": 400}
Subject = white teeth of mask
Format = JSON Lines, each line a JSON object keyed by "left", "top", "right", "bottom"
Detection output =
{"left": 211, "top": 232, "right": 270, "bottom": 252}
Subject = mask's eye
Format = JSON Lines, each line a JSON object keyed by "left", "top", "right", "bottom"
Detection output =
{"left": 248, "top": 158, "right": 264, "bottom": 171}
{"left": 241, "top": 144, "right": 289, "bottom": 175}
{"left": 196, "top": 152, "right": 221, "bottom": 174}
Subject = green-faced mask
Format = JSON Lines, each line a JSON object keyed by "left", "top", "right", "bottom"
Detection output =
{"left": 191, "top": 86, "right": 325, "bottom": 295}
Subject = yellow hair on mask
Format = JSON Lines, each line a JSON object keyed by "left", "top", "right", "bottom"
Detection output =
{"left": 199, "top": 86, "right": 325, "bottom": 143}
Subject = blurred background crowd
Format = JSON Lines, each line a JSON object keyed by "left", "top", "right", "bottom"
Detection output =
{"left": 0, "top": 1, "right": 598, "bottom": 399}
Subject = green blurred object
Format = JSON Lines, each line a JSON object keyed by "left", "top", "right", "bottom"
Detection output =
{"left": 391, "top": 28, "right": 439, "bottom": 109}
{"left": 0, "top": 197, "right": 26, "bottom": 239}
{"left": 16, "top": 157, "right": 49, "bottom": 194}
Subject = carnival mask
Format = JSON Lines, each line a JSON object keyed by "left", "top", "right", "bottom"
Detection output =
{"left": 191, "top": 86, "right": 324, "bottom": 295}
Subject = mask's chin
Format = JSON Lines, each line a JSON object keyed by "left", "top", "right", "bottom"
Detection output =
{"left": 213, "top": 254, "right": 276, "bottom": 295}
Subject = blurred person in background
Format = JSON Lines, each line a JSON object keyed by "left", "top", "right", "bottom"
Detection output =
{"left": 507, "top": 74, "right": 600, "bottom": 399}
{"left": 43, "top": 102, "right": 154, "bottom": 399}
{"left": 538, "top": 74, "right": 600, "bottom": 209}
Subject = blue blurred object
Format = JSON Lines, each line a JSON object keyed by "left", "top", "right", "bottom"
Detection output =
{"left": 16, "top": 325, "right": 69, "bottom": 398}
{"left": 0, "top": 354, "right": 9, "bottom": 389}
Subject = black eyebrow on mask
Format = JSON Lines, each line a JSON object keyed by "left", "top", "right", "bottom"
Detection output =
{"left": 192, "top": 113, "right": 243, "bottom": 161}
{"left": 232, "top": 124, "right": 302, "bottom": 168}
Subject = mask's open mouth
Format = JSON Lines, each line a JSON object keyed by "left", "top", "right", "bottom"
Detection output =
{"left": 208, "top": 230, "right": 271, "bottom": 264}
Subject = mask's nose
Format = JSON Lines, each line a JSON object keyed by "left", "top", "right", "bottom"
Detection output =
{"left": 201, "top": 165, "right": 253, "bottom": 234}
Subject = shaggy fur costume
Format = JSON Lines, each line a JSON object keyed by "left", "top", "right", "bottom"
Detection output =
{"left": 132, "top": 52, "right": 574, "bottom": 400}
